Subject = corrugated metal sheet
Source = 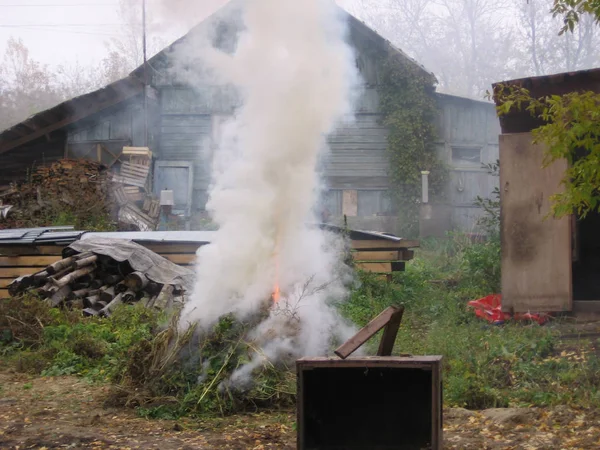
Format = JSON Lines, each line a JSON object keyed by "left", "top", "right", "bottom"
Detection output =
{"left": 0, "top": 226, "right": 82, "bottom": 245}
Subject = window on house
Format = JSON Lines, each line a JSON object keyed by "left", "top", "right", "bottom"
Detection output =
{"left": 451, "top": 146, "right": 482, "bottom": 168}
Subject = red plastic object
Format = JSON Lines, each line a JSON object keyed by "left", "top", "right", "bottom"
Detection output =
{"left": 467, "top": 294, "right": 550, "bottom": 325}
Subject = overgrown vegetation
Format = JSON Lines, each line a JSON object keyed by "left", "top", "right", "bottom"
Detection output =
{"left": 1, "top": 208, "right": 599, "bottom": 414}
{"left": 378, "top": 54, "right": 448, "bottom": 237}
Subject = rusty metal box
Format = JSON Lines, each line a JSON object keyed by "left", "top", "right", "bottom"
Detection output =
{"left": 296, "top": 356, "right": 443, "bottom": 450}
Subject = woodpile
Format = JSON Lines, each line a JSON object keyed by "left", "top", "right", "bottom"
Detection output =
{"left": 7, "top": 249, "right": 185, "bottom": 316}
{"left": 0, "top": 159, "right": 113, "bottom": 230}
{"left": 111, "top": 147, "right": 161, "bottom": 231}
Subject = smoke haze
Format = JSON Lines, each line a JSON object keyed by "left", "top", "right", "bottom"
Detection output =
{"left": 177, "top": 0, "right": 361, "bottom": 372}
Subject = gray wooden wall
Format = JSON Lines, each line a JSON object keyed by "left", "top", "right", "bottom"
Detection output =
{"left": 56, "top": 7, "right": 500, "bottom": 235}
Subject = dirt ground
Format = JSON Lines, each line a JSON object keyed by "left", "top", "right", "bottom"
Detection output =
{"left": 2, "top": 369, "right": 600, "bottom": 449}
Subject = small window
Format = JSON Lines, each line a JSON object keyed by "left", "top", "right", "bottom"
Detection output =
{"left": 452, "top": 147, "right": 481, "bottom": 167}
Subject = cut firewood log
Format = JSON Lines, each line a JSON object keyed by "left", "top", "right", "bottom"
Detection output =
{"left": 72, "top": 282, "right": 90, "bottom": 291}
{"left": 50, "top": 266, "right": 73, "bottom": 283}
{"left": 103, "top": 274, "right": 122, "bottom": 285}
{"left": 145, "top": 282, "right": 161, "bottom": 296}
{"left": 124, "top": 271, "right": 148, "bottom": 291}
{"left": 89, "top": 279, "right": 104, "bottom": 289}
{"left": 99, "top": 286, "right": 115, "bottom": 303}
{"left": 69, "top": 298, "right": 84, "bottom": 310}
{"left": 100, "top": 293, "right": 124, "bottom": 316}
{"left": 8, "top": 276, "right": 32, "bottom": 296}
{"left": 118, "top": 261, "right": 134, "bottom": 277}
{"left": 72, "top": 255, "right": 98, "bottom": 270}
{"left": 153, "top": 285, "right": 174, "bottom": 310}
{"left": 83, "top": 308, "right": 99, "bottom": 317}
{"left": 53, "top": 265, "right": 96, "bottom": 288}
{"left": 73, "top": 251, "right": 93, "bottom": 260}
{"left": 33, "top": 271, "right": 50, "bottom": 287}
{"left": 114, "top": 281, "right": 128, "bottom": 294}
{"left": 46, "top": 285, "right": 72, "bottom": 307}
{"left": 94, "top": 300, "right": 107, "bottom": 311}
{"left": 122, "top": 289, "right": 137, "bottom": 303}
{"left": 70, "top": 288, "right": 91, "bottom": 299}
{"left": 46, "top": 257, "right": 75, "bottom": 275}
{"left": 38, "top": 282, "right": 57, "bottom": 298}
{"left": 83, "top": 295, "right": 101, "bottom": 308}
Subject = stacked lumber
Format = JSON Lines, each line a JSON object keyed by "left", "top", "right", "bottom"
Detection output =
{"left": 5, "top": 250, "right": 185, "bottom": 316}
{"left": 350, "top": 239, "right": 419, "bottom": 281}
{"left": 111, "top": 147, "right": 161, "bottom": 231}
{"left": 0, "top": 160, "right": 113, "bottom": 230}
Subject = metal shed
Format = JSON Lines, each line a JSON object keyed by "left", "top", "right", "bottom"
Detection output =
{"left": 492, "top": 67, "right": 600, "bottom": 314}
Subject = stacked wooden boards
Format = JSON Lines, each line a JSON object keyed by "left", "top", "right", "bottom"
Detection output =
{"left": 0, "top": 245, "right": 65, "bottom": 298}
{"left": 137, "top": 238, "right": 419, "bottom": 277}
{"left": 0, "top": 237, "right": 419, "bottom": 298}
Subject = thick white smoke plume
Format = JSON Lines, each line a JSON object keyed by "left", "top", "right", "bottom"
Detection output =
{"left": 179, "top": 0, "right": 361, "bottom": 377}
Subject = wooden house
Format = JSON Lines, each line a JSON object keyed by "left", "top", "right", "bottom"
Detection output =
{"left": 0, "top": 2, "right": 500, "bottom": 235}
{"left": 492, "top": 67, "right": 600, "bottom": 315}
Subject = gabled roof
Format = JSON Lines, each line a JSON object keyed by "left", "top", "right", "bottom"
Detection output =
{"left": 0, "top": 1, "right": 435, "bottom": 154}
{"left": 0, "top": 76, "right": 144, "bottom": 154}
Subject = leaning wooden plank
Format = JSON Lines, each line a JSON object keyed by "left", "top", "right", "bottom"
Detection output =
{"left": 0, "top": 256, "right": 63, "bottom": 267}
{"left": 377, "top": 306, "right": 405, "bottom": 356}
{"left": 351, "top": 239, "right": 420, "bottom": 250}
{"left": 334, "top": 306, "right": 403, "bottom": 359}
{"left": 351, "top": 251, "right": 398, "bottom": 262}
{"left": 355, "top": 262, "right": 392, "bottom": 273}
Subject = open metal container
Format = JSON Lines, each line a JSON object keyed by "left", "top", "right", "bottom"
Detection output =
{"left": 297, "top": 356, "right": 443, "bottom": 450}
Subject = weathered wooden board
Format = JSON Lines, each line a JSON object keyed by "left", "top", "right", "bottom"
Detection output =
{"left": 500, "top": 133, "right": 572, "bottom": 312}
{"left": 355, "top": 262, "right": 392, "bottom": 273}
{"left": 352, "top": 250, "right": 415, "bottom": 261}
{"left": 0, "top": 278, "right": 14, "bottom": 288}
{"left": 0, "top": 289, "right": 9, "bottom": 298}
{"left": 352, "top": 250, "right": 398, "bottom": 261}
{"left": 0, "top": 256, "right": 61, "bottom": 267}
{"left": 0, "top": 267, "right": 42, "bottom": 278}
{"left": 0, "top": 246, "right": 65, "bottom": 256}
{"left": 351, "top": 239, "right": 419, "bottom": 250}
{"left": 140, "top": 244, "right": 205, "bottom": 254}
{"left": 161, "top": 254, "right": 197, "bottom": 265}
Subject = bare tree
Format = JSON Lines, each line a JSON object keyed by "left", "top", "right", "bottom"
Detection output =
{"left": 0, "top": 38, "right": 61, "bottom": 130}
{"left": 518, "top": 0, "right": 600, "bottom": 76}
